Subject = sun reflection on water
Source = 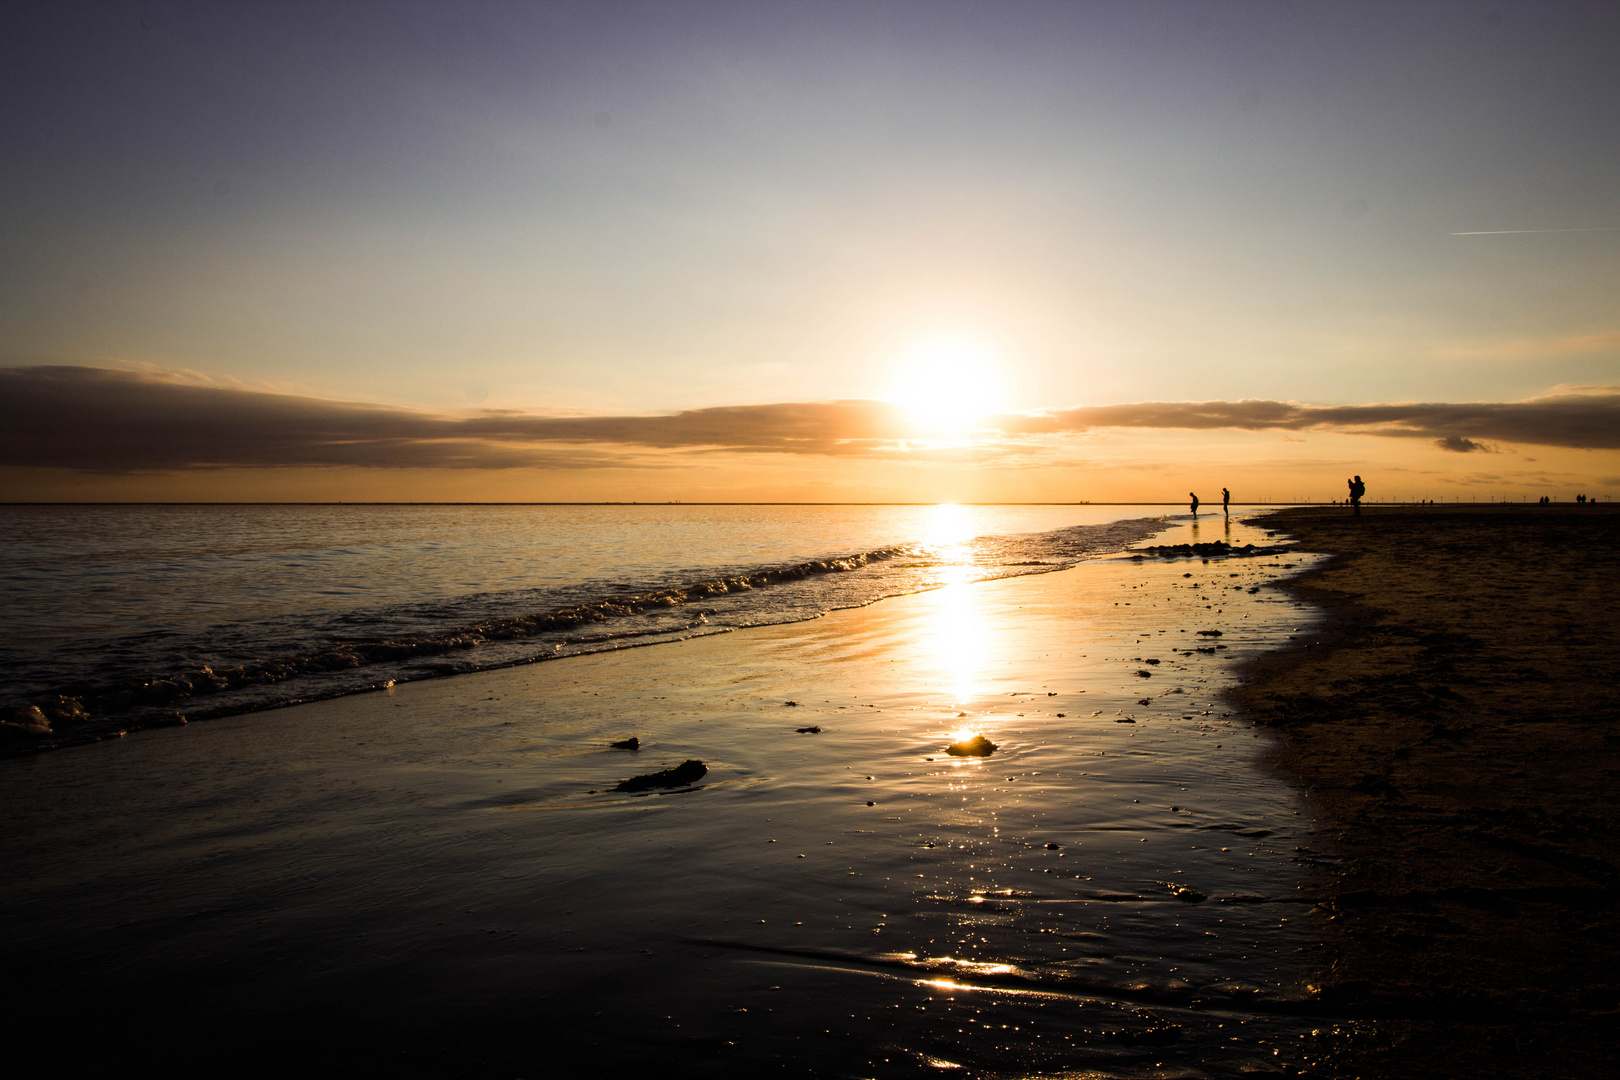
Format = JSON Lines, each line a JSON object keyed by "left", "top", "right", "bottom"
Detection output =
{"left": 929, "top": 589, "right": 983, "bottom": 707}
{"left": 923, "top": 502, "right": 975, "bottom": 553}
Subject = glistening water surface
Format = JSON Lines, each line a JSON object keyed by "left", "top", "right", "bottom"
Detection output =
{"left": 1, "top": 504, "right": 1166, "bottom": 737}
{"left": 0, "top": 512, "right": 1350, "bottom": 1076}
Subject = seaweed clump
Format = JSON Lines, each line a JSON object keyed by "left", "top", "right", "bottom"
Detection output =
{"left": 614, "top": 759, "right": 707, "bottom": 792}
{"left": 945, "top": 735, "right": 998, "bottom": 757}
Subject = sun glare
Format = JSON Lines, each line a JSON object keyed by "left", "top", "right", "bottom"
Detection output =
{"left": 890, "top": 335, "right": 1005, "bottom": 431}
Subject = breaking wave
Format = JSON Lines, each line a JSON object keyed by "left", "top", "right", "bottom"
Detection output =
{"left": 1, "top": 512, "right": 1167, "bottom": 750}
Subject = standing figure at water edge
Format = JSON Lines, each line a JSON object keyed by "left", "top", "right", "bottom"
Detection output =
{"left": 1348, "top": 475, "right": 1366, "bottom": 516}
{"left": 1222, "top": 487, "right": 1231, "bottom": 516}
{"left": 1189, "top": 492, "right": 1199, "bottom": 516}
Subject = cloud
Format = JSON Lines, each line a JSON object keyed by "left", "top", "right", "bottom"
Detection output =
{"left": 1434, "top": 436, "right": 1495, "bottom": 453}
{"left": 0, "top": 366, "right": 910, "bottom": 471}
{"left": 1006, "top": 394, "right": 1620, "bottom": 449}
{"left": 1437, "top": 332, "right": 1620, "bottom": 362}
{"left": 2, "top": 366, "right": 1619, "bottom": 475}
{"left": 1449, "top": 228, "right": 1618, "bottom": 235}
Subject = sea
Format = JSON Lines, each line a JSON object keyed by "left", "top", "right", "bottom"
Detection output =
{"left": 1, "top": 502, "right": 1352, "bottom": 1074}
{"left": 0, "top": 503, "right": 1169, "bottom": 739}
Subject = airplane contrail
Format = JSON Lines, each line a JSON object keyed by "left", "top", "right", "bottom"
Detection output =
{"left": 1451, "top": 227, "right": 1616, "bottom": 235}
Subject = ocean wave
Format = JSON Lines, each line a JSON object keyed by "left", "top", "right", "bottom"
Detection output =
{"left": 1, "top": 515, "right": 1167, "bottom": 753}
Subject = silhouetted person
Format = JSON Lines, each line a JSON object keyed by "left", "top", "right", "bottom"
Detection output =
{"left": 1348, "top": 475, "right": 1365, "bottom": 516}
{"left": 1222, "top": 487, "right": 1231, "bottom": 516}
{"left": 1189, "top": 492, "right": 1199, "bottom": 516}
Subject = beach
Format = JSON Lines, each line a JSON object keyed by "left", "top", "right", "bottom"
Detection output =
{"left": 1234, "top": 504, "right": 1620, "bottom": 1078}
{"left": 10, "top": 504, "right": 1611, "bottom": 1076}
{"left": 0, "top": 514, "right": 1342, "bottom": 1077}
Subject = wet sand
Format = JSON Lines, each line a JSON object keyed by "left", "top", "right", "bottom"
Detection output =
{"left": 1233, "top": 505, "right": 1620, "bottom": 1079}
{"left": 0, "top": 517, "right": 1347, "bottom": 1077}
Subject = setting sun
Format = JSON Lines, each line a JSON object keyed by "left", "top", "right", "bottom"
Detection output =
{"left": 889, "top": 335, "right": 1006, "bottom": 431}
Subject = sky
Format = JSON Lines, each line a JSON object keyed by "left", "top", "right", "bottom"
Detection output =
{"left": 2, "top": 0, "right": 1617, "bottom": 502}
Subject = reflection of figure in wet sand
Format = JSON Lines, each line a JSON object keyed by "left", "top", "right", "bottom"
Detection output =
{"left": 1222, "top": 487, "right": 1231, "bottom": 516}
{"left": 1189, "top": 492, "right": 1200, "bottom": 516}
{"left": 1348, "top": 475, "right": 1366, "bottom": 516}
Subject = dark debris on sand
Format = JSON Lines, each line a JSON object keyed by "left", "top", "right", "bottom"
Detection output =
{"left": 613, "top": 759, "right": 707, "bottom": 792}
{"left": 1132, "top": 540, "right": 1292, "bottom": 560}
{"left": 945, "top": 734, "right": 998, "bottom": 757}
{"left": 1232, "top": 504, "right": 1620, "bottom": 1079}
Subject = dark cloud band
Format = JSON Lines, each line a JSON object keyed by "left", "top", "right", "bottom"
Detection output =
{"left": 2, "top": 365, "right": 1616, "bottom": 473}
{"left": 1013, "top": 397, "right": 1620, "bottom": 450}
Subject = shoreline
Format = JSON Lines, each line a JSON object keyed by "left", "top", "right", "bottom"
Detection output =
{"left": 1232, "top": 504, "right": 1620, "bottom": 1078}
{"left": 0, "top": 507, "right": 1171, "bottom": 756}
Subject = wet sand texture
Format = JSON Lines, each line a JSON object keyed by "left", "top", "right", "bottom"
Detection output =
{"left": 1234, "top": 505, "right": 1620, "bottom": 1079}
{"left": 0, "top": 518, "right": 1338, "bottom": 1077}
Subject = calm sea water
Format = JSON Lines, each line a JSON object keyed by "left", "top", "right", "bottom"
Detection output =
{"left": 1, "top": 504, "right": 1345, "bottom": 1074}
{"left": 0, "top": 504, "right": 1170, "bottom": 735}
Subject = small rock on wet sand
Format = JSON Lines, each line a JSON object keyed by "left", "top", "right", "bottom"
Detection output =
{"left": 795, "top": 726, "right": 821, "bottom": 734}
{"left": 614, "top": 759, "right": 707, "bottom": 792}
{"left": 945, "top": 734, "right": 998, "bottom": 757}
{"left": 609, "top": 736, "right": 640, "bottom": 750}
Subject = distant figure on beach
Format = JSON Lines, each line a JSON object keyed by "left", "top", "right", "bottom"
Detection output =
{"left": 1222, "top": 487, "right": 1231, "bottom": 516}
{"left": 1348, "top": 475, "right": 1366, "bottom": 516}
{"left": 1189, "top": 492, "right": 1199, "bottom": 516}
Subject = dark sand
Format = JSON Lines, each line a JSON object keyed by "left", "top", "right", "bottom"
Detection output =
{"left": 1233, "top": 505, "right": 1620, "bottom": 1078}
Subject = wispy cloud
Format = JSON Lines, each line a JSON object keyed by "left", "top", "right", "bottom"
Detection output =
{"left": 3, "top": 366, "right": 1618, "bottom": 475}
{"left": 1437, "top": 331, "right": 1620, "bottom": 362}
{"left": 1450, "top": 228, "right": 1617, "bottom": 235}
{"left": 1434, "top": 436, "right": 1495, "bottom": 453}
{"left": 1006, "top": 394, "right": 1620, "bottom": 450}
